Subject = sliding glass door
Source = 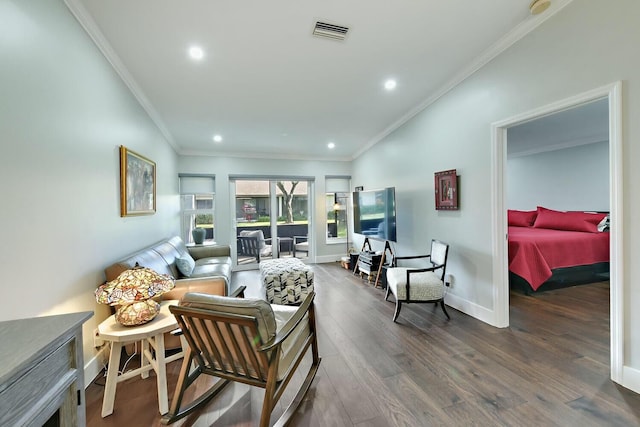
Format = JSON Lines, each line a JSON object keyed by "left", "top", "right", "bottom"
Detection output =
{"left": 232, "top": 178, "right": 312, "bottom": 269}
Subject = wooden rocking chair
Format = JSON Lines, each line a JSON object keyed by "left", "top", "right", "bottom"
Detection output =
{"left": 160, "top": 291, "right": 320, "bottom": 426}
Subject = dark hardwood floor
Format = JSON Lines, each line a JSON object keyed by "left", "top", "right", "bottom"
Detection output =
{"left": 85, "top": 263, "right": 640, "bottom": 426}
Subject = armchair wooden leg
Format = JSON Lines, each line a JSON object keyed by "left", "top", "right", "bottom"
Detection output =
{"left": 440, "top": 300, "right": 450, "bottom": 320}
{"left": 393, "top": 301, "right": 402, "bottom": 322}
{"left": 385, "top": 286, "right": 391, "bottom": 301}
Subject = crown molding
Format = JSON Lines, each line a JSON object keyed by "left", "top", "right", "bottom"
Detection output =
{"left": 63, "top": 0, "right": 179, "bottom": 153}
{"left": 353, "top": 0, "right": 576, "bottom": 160}
{"left": 179, "top": 148, "right": 353, "bottom": 163}
{"left": 507, "top": 134, "right": 608, "bottom": 159}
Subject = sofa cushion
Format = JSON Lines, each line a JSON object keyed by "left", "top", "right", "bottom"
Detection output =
{"left": 195, "top": 256, "right": 232, "bottom": 266}
{"left": 153, "top": 240, "right": 184, "bottom": 278}
{"left": 104, "top": 249, "right": 174, "bottom": 282}
{"left": 187, "top": 244, "right": 231, "bottom": 260}
{"left": 167, "top": 235, "right": 189, "bottom": 253}
{"left": 191, "top": 261, "right": 231, "bottom": 281}
{"left": 176, "top": 254, "right": 196, "bottom": 277}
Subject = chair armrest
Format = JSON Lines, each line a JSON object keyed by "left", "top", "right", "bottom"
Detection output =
{"left": 229, "top": 285, "right": 246, "bottom": 298}
{"left": 395, "top": 254, "right": 430, "bottom": 260}
{"left": 394, "top": 254, "right": 430, "bottom": 261}
{"left": 187, "top": 245, "right": 231, "bottom": 260}
{"left": 404, "top": 264, "right": 444, "bottom": 274}
{"left": 393, "top": 254, "right": 431, "bottom": 267}
{"left": 260, "top": 292, "right": 315, "bottom": 352}
{"left": 293, "top": 235, "right": 308, "bottom": 243}
{"left": 163, "top": 276, "right": 228, "bottom": 300}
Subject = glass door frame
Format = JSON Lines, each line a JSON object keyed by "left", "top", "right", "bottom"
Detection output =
{"left": 231, "top": 177, "right": 314, "bottom": 271}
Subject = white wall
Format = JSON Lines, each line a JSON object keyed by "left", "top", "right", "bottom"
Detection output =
{"left": 507, "top": 142, "right": 609, "bottom": 211}
{"left": 177, "top": 155, "right": 351, "bottom": 261}
{"left": 5, "top": 0, "right": 640, "bottom": 393}
{"left": 0, "top": 0, "right": 180, "bottom": 378}
{"left": 352, "top": 0, "right": 640, "bottom": 386}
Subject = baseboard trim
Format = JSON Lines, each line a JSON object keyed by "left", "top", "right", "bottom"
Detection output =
{"left": 445, "top": 292, "right": 499, "bottom": 327}
{"left": 622, "top": 365, "right": 640, "bottom": 394}
{"left": 84, "top": 345, "right": 109, "bottom": 389}
{"left": 315, "top": 255, "right": 344, "bottom": 264}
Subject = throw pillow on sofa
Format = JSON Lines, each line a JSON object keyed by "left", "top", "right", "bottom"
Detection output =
{"left": 176, "top": 253, "right": 196, "bottom": 277}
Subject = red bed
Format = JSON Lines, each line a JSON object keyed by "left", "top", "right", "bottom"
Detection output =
{"left": 508, "top": 226, "right": 610, "bottom": 291}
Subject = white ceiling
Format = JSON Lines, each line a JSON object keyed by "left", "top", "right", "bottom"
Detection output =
{"left": 507, "top": 98, "right": 609, "bottom": 157}
{"left": 65, "top": 0, "right": 570, "bottom": 160}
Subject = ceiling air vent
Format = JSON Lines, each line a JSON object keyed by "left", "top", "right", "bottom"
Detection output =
{"left": 312, "top": 21, "right": 349, "bottom": 41}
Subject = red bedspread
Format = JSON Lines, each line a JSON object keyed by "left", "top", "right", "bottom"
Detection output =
{"left": 508, "top": 226, "right": 610, "bottom": 291}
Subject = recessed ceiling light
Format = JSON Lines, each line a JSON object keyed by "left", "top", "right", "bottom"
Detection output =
{"left": 384, "top": 79, "right": 397, "bottom": 90}
{"left": 327, "top": 142, "right": 335, "bottom": 149}
{"left": 212, "top": 134, "right": 222, "bottom": 143}
{"left": 188, "top": 46, "right": 204, "bottom": 60}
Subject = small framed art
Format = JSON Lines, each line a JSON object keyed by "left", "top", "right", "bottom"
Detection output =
{"left": 434, "top": 169, "right": 458, "bottom": 210}
{"left": 120, "top": 145, "right": 156, "bottom": 217}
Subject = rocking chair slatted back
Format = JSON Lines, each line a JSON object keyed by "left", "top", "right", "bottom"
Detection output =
{"left": 172, "top": 306, "right": 270, "bottom": 384}
{"left": 162, "top": 292, "right": 320, "bottom": 427}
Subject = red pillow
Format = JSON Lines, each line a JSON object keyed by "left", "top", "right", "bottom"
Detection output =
{"left": 533, "top": 206, "right": 606, "bottom": 233}
{"left": 508, "top": 210, "right": 537, "bottom": 227}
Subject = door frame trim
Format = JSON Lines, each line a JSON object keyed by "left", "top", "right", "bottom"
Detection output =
{"left": 490, "top": 81, "right": 623, "bottom": 383}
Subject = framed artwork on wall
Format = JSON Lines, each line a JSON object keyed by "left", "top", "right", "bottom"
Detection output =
{"left": 434, "top": 169, "right": 458, "bottom": 210}
{"left": 120, "top": 145, "right": 156, "bottom": 217}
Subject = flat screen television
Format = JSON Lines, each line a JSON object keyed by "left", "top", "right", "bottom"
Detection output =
{"left": 352, "top": 187, "right": 397, "bottom": 242}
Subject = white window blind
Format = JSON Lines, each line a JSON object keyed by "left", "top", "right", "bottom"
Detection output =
{"left": 325, "top": 176, "right": 350, "bottom": 193}
{"left": 179, "top": 175, "right": 215, "bottom": 194}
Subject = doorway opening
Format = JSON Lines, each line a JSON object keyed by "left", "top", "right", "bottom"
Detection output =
{"left": 491, "top": 82, "right": 623, "bottom": 383}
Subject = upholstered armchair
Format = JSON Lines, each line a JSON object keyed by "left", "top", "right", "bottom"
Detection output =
{"left": 293, "top": 235, "right": 309, "bottom": 257}
{"left": 237, "top": 230, "right": 272, "bottom": 263}
{"left": 384, "top": 239, "right": 450, "bottom": 322}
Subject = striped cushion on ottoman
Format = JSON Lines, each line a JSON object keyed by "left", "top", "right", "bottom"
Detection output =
{"left": 260, "top": 258, "right": 314, "bottom": 305}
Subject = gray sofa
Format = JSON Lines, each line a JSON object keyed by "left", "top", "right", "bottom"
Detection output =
{"left": 104, "top": 236, "right": 232, "bottom": 301}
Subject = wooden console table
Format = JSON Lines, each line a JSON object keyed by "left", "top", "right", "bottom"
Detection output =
{"left": 0, "top": 311, "right": 93, "bottom": 426}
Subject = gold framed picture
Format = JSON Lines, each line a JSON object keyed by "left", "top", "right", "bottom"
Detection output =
{"left": 120, "top": 146, "right": 156, "bottom": 217}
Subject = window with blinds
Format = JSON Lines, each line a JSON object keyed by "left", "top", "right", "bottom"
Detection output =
{"left": 179, "top": 175, "right": 215, "bottom": 245}
{"left": 325, "top": 176, "right": 350, "bottom": 246}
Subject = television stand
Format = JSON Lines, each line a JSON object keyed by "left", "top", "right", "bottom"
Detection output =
{"left": 354, "top": 238, "right": 394, "bottom": 288}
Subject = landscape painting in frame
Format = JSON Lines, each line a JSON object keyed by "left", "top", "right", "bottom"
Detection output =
{"left": 120, "top": 146, "right": 156, "bottom": 216}
{"left": 434, "top": 169, "right": 458, "bottom": 210}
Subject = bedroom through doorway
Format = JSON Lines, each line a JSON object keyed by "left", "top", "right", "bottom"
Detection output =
{"left": 505, "top": 98, "right": 610, "bottom": 296}
{"left": 491, "top": 82, "right": 624, "bottom": 384}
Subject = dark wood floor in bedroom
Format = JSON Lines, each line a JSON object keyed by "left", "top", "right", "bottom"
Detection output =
{"left": 85, "top": 263, "right": 640, "bottom": 427}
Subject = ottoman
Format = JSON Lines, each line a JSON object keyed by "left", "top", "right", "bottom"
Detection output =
{"left": 260, "top": 258, "right": 314, "bottom": 305}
